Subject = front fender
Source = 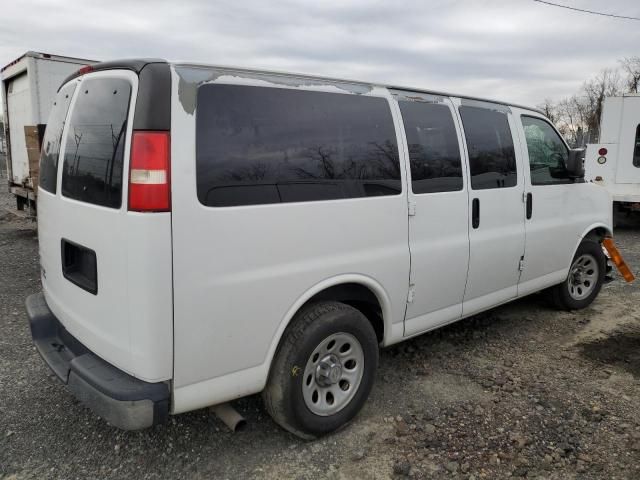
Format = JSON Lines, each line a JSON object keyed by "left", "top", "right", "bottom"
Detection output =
{"left": 571, "top": 223, "right": 612, "bottom": 261}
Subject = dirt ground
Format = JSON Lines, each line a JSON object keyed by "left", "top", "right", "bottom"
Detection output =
{"left": 1, "top": 161, "right": 639, "bottom": 479}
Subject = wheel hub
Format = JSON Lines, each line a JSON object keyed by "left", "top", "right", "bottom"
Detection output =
{"left": 567, "top": 253, "right": 599, "bottom": 301}
{"left": 302, "top": 332, "right": 365, "bottom": 416}
{"left": 316, "top": 354, "right": 342, "bottom": 386}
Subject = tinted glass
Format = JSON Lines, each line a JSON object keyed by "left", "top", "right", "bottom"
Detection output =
{"left": 196, "top": 84, "right": 401, "bottom": 207}
{"left": 634, "top": 124, "right": 640, "bottom": 168}
{"left": 521, "top": 116, "right": 571, "bottom": 185}
{"left": 39, "top": 83, "right": 77, "bottom": 193}
{"left": 459, "top": 106, "right": 517, "bottom": 189}
{"left": 399, "top": 101, "right": 462, "bottom": 193}
{"left": 61, "top": 78, "right": 131, "bottom": 208}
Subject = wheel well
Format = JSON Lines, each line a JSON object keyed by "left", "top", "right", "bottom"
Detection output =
{"left": 301, "top": 283, "right": 385, "bottom": 343}
{"left": 584, "top": 227, "right": 609, "bottom": 242}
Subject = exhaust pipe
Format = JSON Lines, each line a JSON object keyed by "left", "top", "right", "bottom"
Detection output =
{"left": 211, "top": 403, "right": 246, "bottom": 432}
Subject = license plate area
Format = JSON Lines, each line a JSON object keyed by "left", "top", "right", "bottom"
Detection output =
{"left": 61, "top": 239, "right": 98, "bottom": 295}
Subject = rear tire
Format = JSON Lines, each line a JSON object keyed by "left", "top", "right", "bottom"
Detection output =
{"left": 262, "top": 301, "right": 378, "bottom": 439}
{"left": 550, "top": 238, "right": 606, "bottom": 310}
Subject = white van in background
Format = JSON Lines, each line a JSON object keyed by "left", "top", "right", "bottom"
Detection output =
{"left": 26, "top": 59, "right": 615, "bottom": 438}
{"left": 585, "top": 94, "right": 640, "bottom": 222}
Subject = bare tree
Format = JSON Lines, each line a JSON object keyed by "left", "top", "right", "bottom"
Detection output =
{"left": 620, "top": 56, "right": 640, "bottom": 93}
{"left": 554, "top": 96, "right": 588, "bottom": 147}
{"left": 537, "top": 98, "right": 558, "bottom": 123}
{"left": 542, "top": 61, "right": 631, "bottom": 146}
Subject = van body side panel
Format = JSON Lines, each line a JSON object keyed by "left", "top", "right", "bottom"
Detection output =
{"left": 516, "top": 179, "right": 611, "bottom": 294}
{"left": 170, "top": 67, "right": 410, "bottom": 409}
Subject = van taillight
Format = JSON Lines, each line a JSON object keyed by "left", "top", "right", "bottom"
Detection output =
{"left": 77, "top": 65, "right": 94, "bottom": 75}
{"left": 128, "top": 131, "right": 171, "bottom": 212}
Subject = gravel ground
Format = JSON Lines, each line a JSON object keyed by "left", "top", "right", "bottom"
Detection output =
{"left": 1, "top": 164, "right": 639, "bottom": 479}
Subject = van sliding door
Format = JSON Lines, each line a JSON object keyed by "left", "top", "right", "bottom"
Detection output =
{"left": 394, "top": 92, "right": 470, "bottom": 336}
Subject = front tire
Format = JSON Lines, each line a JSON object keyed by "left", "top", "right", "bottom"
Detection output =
{"left": 262, "top": 301, "right": 379, "bottom": 439}
{"left": 550, "top": 238, "right": 606, "bottom": 310}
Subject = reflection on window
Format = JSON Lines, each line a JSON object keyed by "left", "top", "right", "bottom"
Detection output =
{"left": 40, "top": 83, "right": 77, "bottom": 193}
{"left": 459, "top": 106, "right": 517, "bottom": 190}
{"left": 61, "top": 78, "right": 131, "bottom": 208}
{"left": 634, "top": 124, "right": 640, "bottom": 168}
{"left": 398, "top": 101, "right": 462, "bottom": 194}
{"left": 196, "top": 84, "right": 401, "bottom": 207}
{"left": 521, "top": 116, "right": 571, "bottom": 185}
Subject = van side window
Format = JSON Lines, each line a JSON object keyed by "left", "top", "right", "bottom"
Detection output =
{"left": 196, "top": 84, "right": 401, "bottom": 207}
{"left": 459, "top": 106, "right": 517, "bottom": 189}
{"left": 521, "top": 116, "right": 571, "bottom": 184}
{"left": 39, "top": 83, "right": 77, "bottom": 193}
{"left": 61, "top": 78, "right": 132, "bottom": 208}
{"left": 398, "top": 101, "right": 463, "bottom": 193}
{"left": 634, "top": 124, "right": 640, "bottom": 168}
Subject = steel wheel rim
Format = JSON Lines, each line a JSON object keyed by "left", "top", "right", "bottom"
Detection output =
{"left": 567, "top": 253, "right": 599, "bottom": 301}
{"left": 302, "top": 332, "right": 364, "bottom": 416}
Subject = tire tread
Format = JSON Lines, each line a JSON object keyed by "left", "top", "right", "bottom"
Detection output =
{"left": 262, "top": 301, "right": 375, "bottom": 439}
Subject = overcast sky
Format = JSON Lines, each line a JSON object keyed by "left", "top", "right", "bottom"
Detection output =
{"left": 1, "top": 0, "right": 639, "bottom": 107}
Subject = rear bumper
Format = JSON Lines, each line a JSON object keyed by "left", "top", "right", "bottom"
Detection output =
{"left": 25, "top": 292, "right": 170, "bottom": 430}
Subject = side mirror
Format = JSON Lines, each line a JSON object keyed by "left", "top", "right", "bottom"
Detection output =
{"left": 566, "top": 148, "right": 585, "bottom": 179}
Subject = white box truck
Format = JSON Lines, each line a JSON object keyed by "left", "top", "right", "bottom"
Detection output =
{"left": 1, "top": 51, "right": 95, "bottom": 212}
{"left": 585, "top": 94, "right": 640, "bottom": 222}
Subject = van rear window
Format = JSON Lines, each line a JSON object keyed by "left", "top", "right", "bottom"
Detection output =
{"left": 61, "top": 78, "right": 132, "bottom": 208}
{"left": 40, "top": 83, "right": 77, "bottom": 193}
{"left": 196, "top": 84, "right": 401, "bottom": 207}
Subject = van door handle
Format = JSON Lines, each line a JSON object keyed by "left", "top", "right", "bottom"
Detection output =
{"left": 472, "top": 198, "right": 480, "bottom": 229}
{"left": 526, "top": 192, "right": 533, "bottom": 220}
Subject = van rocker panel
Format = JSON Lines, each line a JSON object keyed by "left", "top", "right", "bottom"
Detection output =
{"left": 25, "top": 292, "right": 169, "bottom": 430}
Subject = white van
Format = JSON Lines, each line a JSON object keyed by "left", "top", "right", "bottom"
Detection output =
{"left": 26, "top": 59, "right": 614, "bottom": 438}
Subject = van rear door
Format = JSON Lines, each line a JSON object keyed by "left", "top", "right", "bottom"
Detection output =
{"left": 37, "top": 65, "right": 173, "bottom": 382}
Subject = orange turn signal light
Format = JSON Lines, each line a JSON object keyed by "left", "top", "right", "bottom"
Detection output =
{"left": 602, "top": 237, "right": 635, "bottom": 282}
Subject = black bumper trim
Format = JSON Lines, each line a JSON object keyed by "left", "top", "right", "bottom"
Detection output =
{"left": 26, "top": 292, "right": 170, "bottom": 430}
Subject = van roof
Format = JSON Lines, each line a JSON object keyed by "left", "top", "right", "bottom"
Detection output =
{"left": 61, "top": 58, "right": 545, "bottom": 115}
{"left": 173, "top": 62, "right": 544, "bottom": 115}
